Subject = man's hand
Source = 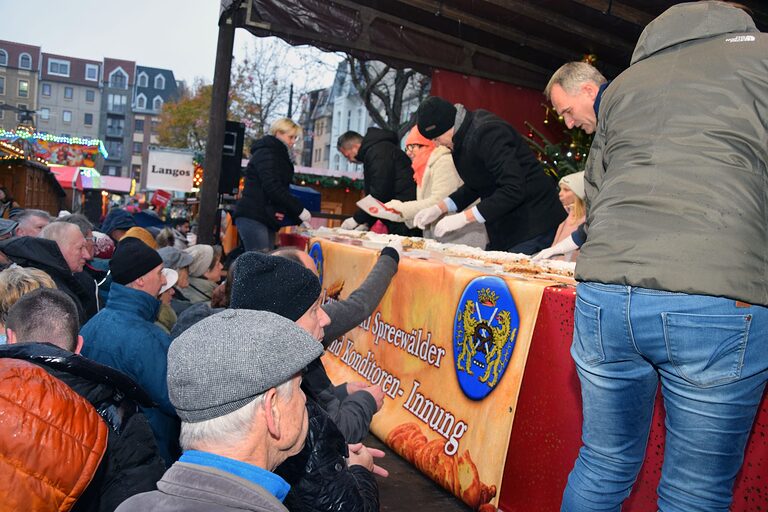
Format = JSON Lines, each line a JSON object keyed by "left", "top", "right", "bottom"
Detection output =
{"left": 347, "top": 443, "right": 389, "bottom": 477}
{"left": 434, "top": 211, "right": 472, "bottom": 238}
{"left": 386, "top": 238, "right": 403, "bottom": 258}
{"left": 362, "top": 385, "right": 385, "bottom": 411}
{"left": 413, "top": 204, "right": 444, "bottom": 229}
{"left": 299, "top": 209, "right": 312, "bottom": 229}
{"left": 346, "top": 381, "right": 368, "bottom": 394}
{"left": 341, "top": 217, "right": 359, "bottom": 230}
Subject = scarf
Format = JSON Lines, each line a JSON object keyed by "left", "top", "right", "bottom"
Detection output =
{"left": 405, "top": 126, "right": 435, "bottom": 187}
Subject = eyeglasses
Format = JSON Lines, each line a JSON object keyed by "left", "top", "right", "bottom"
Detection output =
{"left": 85, "top": 236, "right": 96, "bottom": 244}
{"left": 405, "top": 144, "right": 426, "bottom": 152}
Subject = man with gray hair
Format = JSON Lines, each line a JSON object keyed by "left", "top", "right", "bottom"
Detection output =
{"left": 544, "top": 61, "right": 608, "bottom": 135}
{"left": 0, "top": 221, "right": 92, "bottom": 323}
{"left": 13, "top": 209, "right": 50, "bottom": 237}
{"left": 116, "top": 309, "right": 323, "bottom": 512}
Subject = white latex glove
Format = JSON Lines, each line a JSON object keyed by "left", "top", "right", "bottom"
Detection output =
{"left": 532, "top": 235, "right": 579, "bottom": 260}
{"left": 413, "top": 204, "right": 443, "bottom": 229}
{"left": 434, "top": 212, "right": 470, "bottom": 238}
{"left": 299, "top": 209, "right": 312, "bottom": 229}
{"left": 354, "top": 223, "right": 369, "bottom": 231}
{"left": 384, "top": 199, "right": 404, "bottom": 214}
{"left": 386, "top": 238, "right": 403, "bottom": 258}
{"left": 340, "top": 217, "right": 359, "bottom": 230}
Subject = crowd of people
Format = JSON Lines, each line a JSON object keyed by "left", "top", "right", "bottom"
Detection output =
{"left": 0, "top": 2, "right": 765, "bottom": 511}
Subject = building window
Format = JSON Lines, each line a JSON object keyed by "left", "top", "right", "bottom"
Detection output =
{"left": 131, "top": 164, "right": 141, "bottom": 177}
{"left": 62, "top": 110, "right": 72, "bottom": 123}
{"left": 154, "top": 75, "right": 165, "bottom": 90}
{"left": 109, "top": 68, "right": 128, "bottom": 89}
{"left": 0, "top": 77, "right": 5, "bottom": 95}
{"left": 106, "top": 117, "right": 124, "bottom": 136}
{"left": 84, "top": 113, "right": 93, "bottom": 125}
{"left": 108, "top": 93, "right": 127, "bottom": 113}
{"left": 151, "top": 120, "right": 159, "bottom": 133}
{"left": 48, "top": 58, "right": 70, "bottom": 77}
{"left": 19, "top": 53, "right": 32, "bottom": 70}
{"left": 136, "top": 94, "right": 146, "bottom": 109}
{"left": 64, "top": 86, "right": 73, "bottom": 99}
{"left": 41, "top": 83, "right": 50, "bottom": 96}
{"left": 137, "top": 72, "right": 148, "bottom": 88}
{"left": 133, "top": 142, "right": 142, "bottom": 154}
{"left": 16, "top": 104, "right": 27, "bottom": 121}
{"left": 106, "top": 141, "right": 123, "bottom": 160}
{"left": 152, "top": 96, "right": 163, "bottom": 111}
{"left": 134, "top": 119, "right": 145, "bottom": 132}
{"left": 17, "top": 80, "right": 29, "bottom": 98}
{"left": 85, "top": 64, "right": 99, "bottom": 81}
{"left": 85, "top": 89, "right": 95, "bottom": 102}
{"left": 0, "top": 102, "right": 4, "bottom": 119}
{"left": 0, "top": 50, "right": 7, "bottom": 66}
{"left": 40, "top": 108, "right": 50, "bottom": 120}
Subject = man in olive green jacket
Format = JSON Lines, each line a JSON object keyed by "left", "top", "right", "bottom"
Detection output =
{"left": 562, "top": 3, "right": 768, "bottom": 512}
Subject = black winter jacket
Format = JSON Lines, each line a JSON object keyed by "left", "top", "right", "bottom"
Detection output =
{"left": 235, "top": 135, "right": 305, "bottom": 231}
{"left": 0, "top": 343, "right": 166, "bottom": 512}
{"left": 0, "top": 236, "right": 95, "bottom": 325}
{"left": 352, "top": 128, "right": 417, "bottom": 234}
{"left": 449, "top": 110, "right": 566, "bottom": 250}
{"left": 275, "top": 399, "right": 379, "bottom": 512}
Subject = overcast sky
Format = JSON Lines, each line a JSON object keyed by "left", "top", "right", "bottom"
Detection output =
{"left": 2, "top": 0, "right": 340, "bottom": 88}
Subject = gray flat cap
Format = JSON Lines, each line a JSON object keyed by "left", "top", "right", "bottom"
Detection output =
{"left": 168, "top": 309, "right": 323, "bottom": 422}
{"left": 158, "top": 246, "right": 194, "bottom": 270}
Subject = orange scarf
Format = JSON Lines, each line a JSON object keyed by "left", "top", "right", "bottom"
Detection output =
{"left": 405, "top": 126, "right": 436, "bottom": 187}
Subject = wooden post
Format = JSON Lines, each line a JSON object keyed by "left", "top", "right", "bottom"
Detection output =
{"left": 197, "top": 13, "right": 236, "bottom": 245}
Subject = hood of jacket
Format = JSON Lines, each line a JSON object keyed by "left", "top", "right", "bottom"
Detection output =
{"left": 105, "top": 282, "right": 161, "bottom": 322}
{"left": 250, "top": 134, "right": 288, "bottom": 156}
{"left": 357, "top": 128, "right": 399, "bottom": 162}
{"left": 631, "top": 1, "right": 758, "bottom": 64}
{"left": 0, "top": 342, "right": 155, "bottom": 407}
{"left": 0, "top": 236, "right": 71, "bottom": 275}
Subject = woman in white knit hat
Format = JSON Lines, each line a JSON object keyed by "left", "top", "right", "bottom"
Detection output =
{"left": 548, "top": 171, "right": 586, "bottom": 262}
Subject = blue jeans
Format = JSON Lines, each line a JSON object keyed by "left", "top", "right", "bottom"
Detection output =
{"left": 562, "top": 283, "right": 768, "bottom": 512}
{"left": 235, "top": 217, "right": 275, "bottom": 252}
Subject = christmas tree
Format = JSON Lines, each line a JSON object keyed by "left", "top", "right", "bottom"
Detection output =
{"left": 525, "top": 107, "right": 593, "bottom": 181}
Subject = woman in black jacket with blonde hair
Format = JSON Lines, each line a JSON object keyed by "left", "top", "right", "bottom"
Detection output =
{"left": 234, "top": 118, "right": 312, "bottom": 251}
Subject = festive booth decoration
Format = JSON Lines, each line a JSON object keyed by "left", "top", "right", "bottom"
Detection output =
{"left": 293, "top": 173, "right": 364, "bottom": 191}
{"left": 0, "top": 129, "right": 108, "bottom": 167}
{"left": 525, "top": 106, "right": 593, "bottom": 180}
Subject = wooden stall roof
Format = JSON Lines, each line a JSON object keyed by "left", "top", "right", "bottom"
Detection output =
{"left": 232, "top": 0, "right": 768, "bottom": 88}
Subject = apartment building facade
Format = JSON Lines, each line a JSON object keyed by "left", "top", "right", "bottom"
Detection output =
{"left": 0, "top": 40, "right": 41, "bottom": 132}
{"left": 100, "top": 58, "right": 135, "bottom": 177}
{"left": 37, "top": 53, "right": 101, "bottom": 139}
{"left": 131, "top": 65, "right": 179, "bottom": 184}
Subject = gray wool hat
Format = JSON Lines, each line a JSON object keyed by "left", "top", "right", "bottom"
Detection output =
{"left": 168, "top": 309, "right": 322, "bottom": 423}
{"left": 158, "top": 246, "right": 194, "bottom": 271}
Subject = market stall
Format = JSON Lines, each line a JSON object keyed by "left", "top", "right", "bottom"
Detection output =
{"left": 310, "top": 231, "right": 768, "bottom": 512}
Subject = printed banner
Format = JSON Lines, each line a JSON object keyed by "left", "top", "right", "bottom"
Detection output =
{"left": 33, "top": 140, "right": 100, "bottom": 167}
{"left": 313, "top": 238, "right": 553, "bottom": 510}
{"left": 145, "top": 149, "right": 195, "bottom": 192}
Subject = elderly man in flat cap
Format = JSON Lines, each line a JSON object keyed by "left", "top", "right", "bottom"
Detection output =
{"left": 116, "top": 309, "right": 323, "bottom": 512}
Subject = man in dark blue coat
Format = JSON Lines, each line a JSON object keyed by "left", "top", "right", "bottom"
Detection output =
{"left": 81, "top": 237, "right": 181, "bottom": 466}
{"left": 414, "top": 97, "right": 565, "bottom": 253}
{"left": 338, "top": 128, "right": 418, "bottom": 236}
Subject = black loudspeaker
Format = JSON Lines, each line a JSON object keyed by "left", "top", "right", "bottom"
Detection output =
{"left": 220, "top": 121, "right": 245, "bottom": 194}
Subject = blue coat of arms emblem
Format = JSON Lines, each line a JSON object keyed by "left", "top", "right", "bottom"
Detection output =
{"left": 453, "top": 276, "right": 520, "bottom": 400}
{"left": 308, "top": 242, "right": 323, "bottom": 285}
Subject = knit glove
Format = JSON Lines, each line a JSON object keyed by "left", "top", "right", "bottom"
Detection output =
{"left": 341, "top": 217, "right": 359, "bottom": 230}
{"left": 299, "top": 209, "right": 312, "bottom": 229}
{"left": 413, "top": 204, "right": 443, "bottom": 229}
{"left": 434, "top": 212, "right": 470, "bottom": 238}
{"left": 532, "top": 236, "right": 579, "bottom": 260}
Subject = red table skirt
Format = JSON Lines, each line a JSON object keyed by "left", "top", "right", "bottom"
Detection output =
{"left": 500, "top": 285, "right": 768, "bottom": 511}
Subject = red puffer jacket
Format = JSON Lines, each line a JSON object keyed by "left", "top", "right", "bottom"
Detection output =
{"left": 0, "top": 359, "right": 108, "bottom": 511}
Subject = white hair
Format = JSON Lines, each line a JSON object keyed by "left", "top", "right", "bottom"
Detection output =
{"left": 545, "top": 62, "right": 607, "bottom": 99}
{"left": 179, "top": 379, "right": 294, "bottom": 451}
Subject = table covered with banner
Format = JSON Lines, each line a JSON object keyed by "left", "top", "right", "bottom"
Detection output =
{"left": 302, "top": 231, "right": 768, "bottom": 512}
